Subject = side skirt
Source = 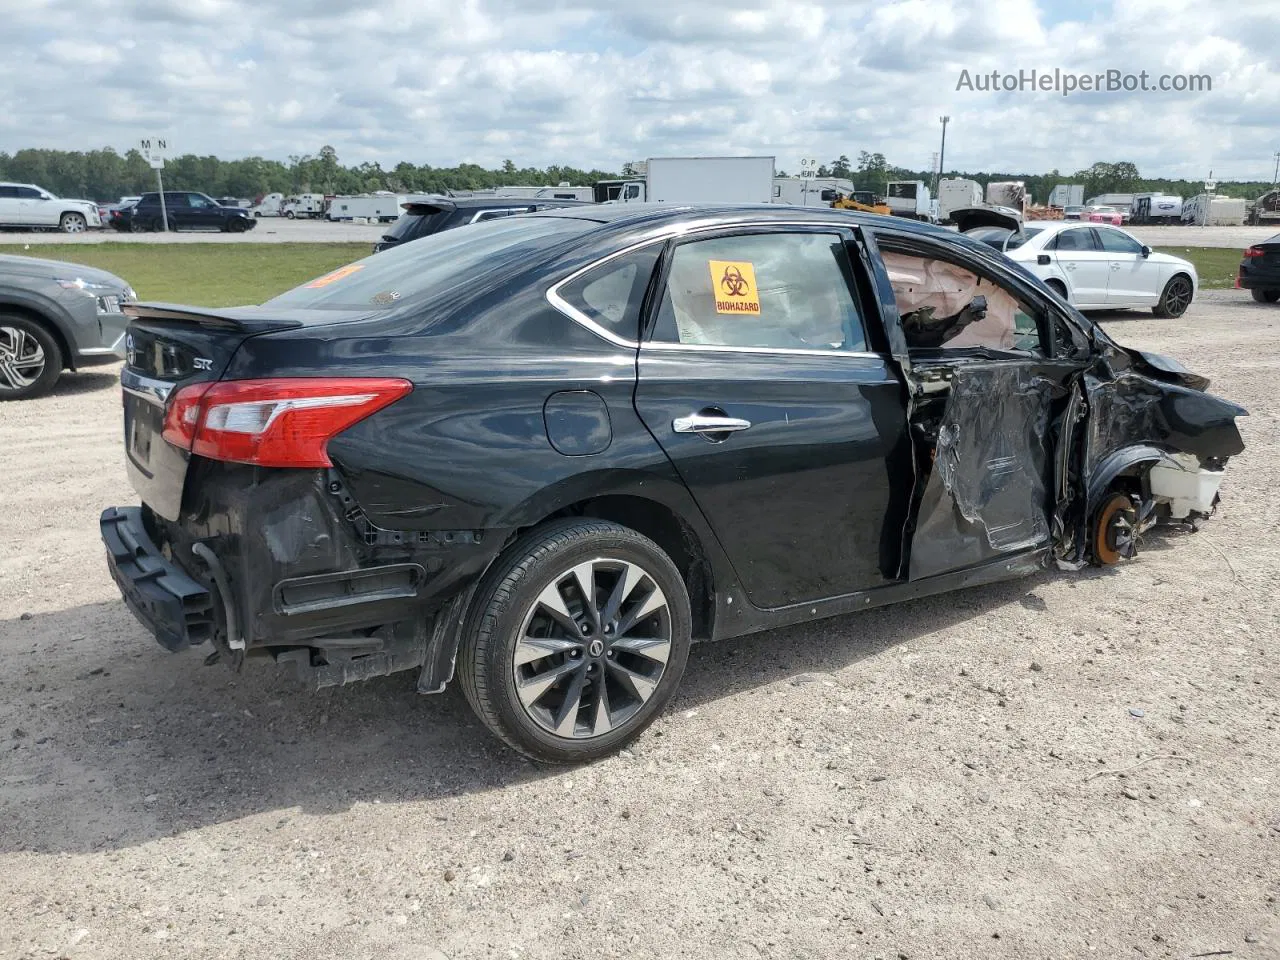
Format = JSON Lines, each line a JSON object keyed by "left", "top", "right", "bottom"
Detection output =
{"left": 715, "top": 547, "right": 1048, "bottom": 642}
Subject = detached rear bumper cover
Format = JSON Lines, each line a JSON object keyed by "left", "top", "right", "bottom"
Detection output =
{"left": 101, "top": 506, "right": 215, "bottom": 652}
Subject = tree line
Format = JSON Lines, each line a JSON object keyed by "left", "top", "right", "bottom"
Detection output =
{"left": 0, "top": 145, "right": 621, "bottom": 202}
{"left": 1, "top": 145, "right": 1273, "bottom": 204}
{"left": 794, "top": 153, "right": 1273, "bottom": 203}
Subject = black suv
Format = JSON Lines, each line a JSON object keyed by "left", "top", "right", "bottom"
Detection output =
{"left": 372, "top": 196, "right": 590, "bottom": 252}
{"left": 115, "top": 192, "right": 257, "bottom": 233}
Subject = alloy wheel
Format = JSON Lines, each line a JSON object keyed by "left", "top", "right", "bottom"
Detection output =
{"left": 0, "top": 326, "right": 47, "bottom": 391}
{"left": 61, "top": 214, "right": 87, "bottom": 234}
{"left": 1164, "top": 278, "right": 1191, "bottom": 316}
{"left": 513, "top": 557, "right": 672, "bottom": 739}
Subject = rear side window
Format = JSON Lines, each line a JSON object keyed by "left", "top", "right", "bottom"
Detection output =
{"left": 651, "top": 232, "right": 867, "bottom": 352}
{"left": 16, "top": 187, "right": 43, "bottom": 199}
{"left": 1049, "top": 229, "right": 1097, "bottom": 252}
{"left": 553, "top": 245, "right": 663, "bottom": 342}
{"left": 270, "top": 216, "right": 591, "bottom": 310}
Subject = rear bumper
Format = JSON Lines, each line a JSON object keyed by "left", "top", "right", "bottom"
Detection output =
{"left": 1238, "top": 264, "right": 1280, "bottom": 289}
{"left": 100, "top": 506, "right": 215, "bottom": 652}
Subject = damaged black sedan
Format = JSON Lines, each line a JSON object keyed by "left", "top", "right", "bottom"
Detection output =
{"left": 101, "top": 205, "right": 1246, "bottom": 762}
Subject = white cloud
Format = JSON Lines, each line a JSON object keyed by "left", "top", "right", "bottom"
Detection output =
{"left": 0, "top": 0, "right": 1277, "bottom": 182}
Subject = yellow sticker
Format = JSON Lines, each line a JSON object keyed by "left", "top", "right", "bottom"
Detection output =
{"left": 708, "top": 260, "right": 761, "bottom": 315}
{"left": 305, "top": 264, "right": 365, "bottom": 288}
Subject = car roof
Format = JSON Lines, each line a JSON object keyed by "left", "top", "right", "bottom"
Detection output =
{"left": 524, "top": 202, "right": 958, "bottom": 239}
{"left": 401, "top": 195, "right": 591, "bottom": 211}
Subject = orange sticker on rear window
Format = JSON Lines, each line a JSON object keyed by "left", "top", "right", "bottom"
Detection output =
{"left": 305, "top": 264, "right": 365, "bottom": 288}
{"left": 708, "top": 260, "right": 760, "bottom": 315}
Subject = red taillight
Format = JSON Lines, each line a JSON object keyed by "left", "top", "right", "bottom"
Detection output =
{"left": 1245, "top": 246, "right": 1264, "bottom": 258}
{"left": 162, "top": 378, "right": 412, "bottom": 467}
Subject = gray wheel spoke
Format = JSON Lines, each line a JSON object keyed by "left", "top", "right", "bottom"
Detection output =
{"left": 514, "top": 636, "right": 579, "bottom": 667}
{"left": 600, "top": 561, "right": 645, "bottom": 626}
{"left": 614, "top": 586, "right": 668, "bottom": 637}
{"left": 533, "top": 581, "right": 583, "bottom": 636}
{"left": 606, "top": 660, "right": 659, "bottom": 704}
{"left": 552, "top": 668, "right": 587, "bottom": 736}
{"left": 516, "top": 659, "right": 580, "bottom": 708}
{"left": 609, "top": 635, "right": 671, "bottom": 666}
{"left": 569, "top": 561, "right": 601, "bottom": 629}
{"left": 591, "top": 677, "right": 612, "bottom": 736}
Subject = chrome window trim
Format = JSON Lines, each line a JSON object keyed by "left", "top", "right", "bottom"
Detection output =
{"left": 545, "top": 219, "right": 864, "bottom": 351}
{"left": 642, "top": 342, "right": 885, "bottom": 361}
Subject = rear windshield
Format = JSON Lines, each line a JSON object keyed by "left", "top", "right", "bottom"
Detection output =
{"left": 382, "top": 206, "right": 451, "bottom": 242}
{"left": 966, "top": 226, "right": 1043, "bottom": 251}
{"left": 268, "top": 215, "right": 592, "bottom": 310}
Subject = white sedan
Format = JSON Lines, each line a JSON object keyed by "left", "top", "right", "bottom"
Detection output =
{"left": 967, "top": 220, "right": 1198, "bottom": 318}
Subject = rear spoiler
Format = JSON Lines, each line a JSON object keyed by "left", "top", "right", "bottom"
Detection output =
{"left": 123, "top": 302, "right": 304, "bottom": 333}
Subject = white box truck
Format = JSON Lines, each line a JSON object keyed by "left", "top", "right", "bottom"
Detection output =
{"left": 249, "top": 192, "right": 284, "bottom": 218}
{"left": 326, "top": 193, "right": 405, "bottom": 223}
{"left": 772, "top": 177, "right": 855, "bottom": 207}
{"left": 593, "top": 156, "right": 775, "bottom": 204}
{"left": 937, "top": 178, "right": 984, "bottom": 221}
{"left": 886, "top": 181, "right": 933, "bottom": 220}
{"left": 1048, "top": 184, "right": 1085, "bottom": 208}
{"left": 282, "top": 193, "right": 328, "bottom": 219}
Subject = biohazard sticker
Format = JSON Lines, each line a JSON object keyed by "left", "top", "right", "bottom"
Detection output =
{"left": 305, "top": 264, "right": 365, "bottom": 288}
{"left": 708, "top": 260, "right": 761, "bottom": 315}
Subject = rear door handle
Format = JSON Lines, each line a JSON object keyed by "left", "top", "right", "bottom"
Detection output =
{"left": 672, "top": 413, "right": 752, "bottom": 434}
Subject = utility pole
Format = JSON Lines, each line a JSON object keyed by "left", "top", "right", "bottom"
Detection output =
{"left": 1273, "top": 151, "right": 1280, "bottom": 185}
{"left": 930, "top": 151, "right": 940, "bottom": 194}
{"left": 938, "top": 116, "right": 950, "bottom": 192}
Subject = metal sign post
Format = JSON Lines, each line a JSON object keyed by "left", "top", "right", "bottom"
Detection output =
{"left": 1202, "top": 176, "right": 1217, "bottom": 227}
{"left": 798, "top": 156, "right": 818, "bottom": 206}
{"left": 141, "top": 138, "right": 169, "bottom": 231}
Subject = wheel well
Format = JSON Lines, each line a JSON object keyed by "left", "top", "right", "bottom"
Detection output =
{"left": 0, "top": 303, "right": 73, "bottom": 371}
{"left": 545, "top": 495, "right": 715, "bottom": 640}
{"left": 1167, "top": 271, "right": 1194, "bottom": 289}
{"left": 1045, "top": 277, "right": 1067, "bottom": 296}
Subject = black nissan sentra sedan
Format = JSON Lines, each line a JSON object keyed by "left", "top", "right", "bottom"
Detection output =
{"left": 102, "top": 205, "right": 1246, "bottom": 761}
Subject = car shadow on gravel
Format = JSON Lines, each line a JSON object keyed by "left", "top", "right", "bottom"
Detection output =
{"left": 49, "top": 370, "right": 119, "bottom": 397}
{"left": 0, "top": 569, "right": 1069, "bottom": 855}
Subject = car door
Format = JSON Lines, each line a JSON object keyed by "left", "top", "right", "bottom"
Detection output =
{"left": 867, "top": 230, "right": 1089, "bottom": 581}
{"left": 1095, "top": 226, "right": 1161, "bottom": 305}
{"left": 633, "top": 225, "right": 914, "bottom": 608}
{"left": 0, "top": 185, "right": 20, "bottom": 223}
{"left": 184, "top": 193, "right": 216, "bottom": 229}
{"left": 13, "top": 186, "right": 52, "bottom": 225}
{"left": 1050, "top": 227, "right": 1112, "bottom": 306}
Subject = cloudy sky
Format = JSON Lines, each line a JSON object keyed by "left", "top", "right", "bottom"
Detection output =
{"left": 2, "top": 0, "right": 1277, "bottom": 179}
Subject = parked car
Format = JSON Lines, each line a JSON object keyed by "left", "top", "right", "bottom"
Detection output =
{"left": 965, "top": 221, "right": 1197, "bottom": 317}
{"left": 1237, "top": 234, "right": 1280, "bottom": 303}
{"left": 0, "top": 254, "right": 134, "bottom": 398}
{"left": 1086, "top": 207, "right": 1125, "bottom": 226}
{"left": 113, "top": 192, "right": 257, "bottom": 233}
{"left": 372, "top": 196, "right": 592, "bottom": 252}
{"left": 101, "top": 205, "right": 1246, "bottom": 761}
{"left": 0, "top": 182, "right": 102, "bottom": 233}
{"left": 106, "top": 198, "right": 139, "bottom": 230}
{"left": 1062, "top": 205, "right": 1085, "bottom": 220}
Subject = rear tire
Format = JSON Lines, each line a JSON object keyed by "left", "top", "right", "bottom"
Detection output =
{"left": 458, "top": 519, "right": 692, "bottom": 763}
{"left": 0, "top": 315, "right": 62, "bottom": 400}
{"left": 59, "top": 212, "right": 88, "bottom": 234}
{"left": 1251, "top": 288, "right": 1280, "bottom": 303}
{"left": 1153, "top": 274, "right": 1193, "bottom": 318}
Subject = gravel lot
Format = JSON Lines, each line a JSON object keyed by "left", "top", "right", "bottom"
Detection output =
{"left": 2, "top": 218, "right": 1275, "bottom": 249}
{"left": 1, "top": 291, "right": 1277, "bottom": 960}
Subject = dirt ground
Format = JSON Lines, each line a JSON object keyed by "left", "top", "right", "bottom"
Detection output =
{"left": 3, "top": 219, "right": 1276, "bottom": 249}
{"left": 1, "top": 291, "right": 1277, "bottom": 960}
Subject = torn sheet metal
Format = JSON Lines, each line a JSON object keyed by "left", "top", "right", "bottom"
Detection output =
{"left": 1083, "top": 369, "right": 1247, "bottom": 480}
{"left": 909, "top": 363, "right": 1059, "bottom": 581}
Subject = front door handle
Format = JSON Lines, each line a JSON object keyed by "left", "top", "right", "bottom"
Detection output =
{"left": 672, "top": 413, "right": 752, "bottom": 435}
{"left": 1110, "top": 262, "right": 1122, "bottom": 270}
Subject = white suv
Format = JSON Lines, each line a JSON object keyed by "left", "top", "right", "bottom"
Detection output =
{"left": 0, "top": 182, "right": 102, "bottom": 233}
